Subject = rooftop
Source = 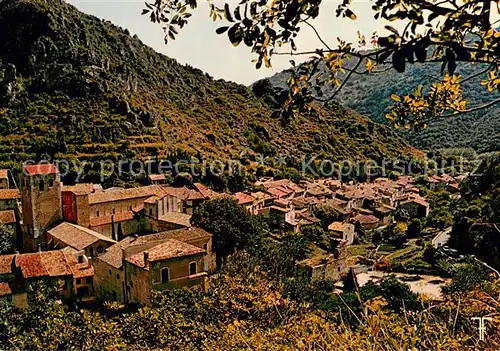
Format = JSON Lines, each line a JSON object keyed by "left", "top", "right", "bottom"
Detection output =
{"left": 88, "top": 185, "right": 164, "bottom": 205}
{"left": 126, "top": 239, "right": 204, "bottom": 268}
{"left": 0, "top": 282, "right": 11, "bottom": 296}
{"left": 98, "top": 227, "right": 212, "bottom": 268}
{"left": 89, "top": 211, "right": 135, "bottom": 227}
{"left": 158, "top": 212, "right": 192, "bottom": 227}
{"left": 47, "top": 222, "right": 116, "bottom": 251}
{"left": 0, "top": 189, "right": 19, "bottom": 200}
{"left": 24, "top": 164, "right": 58, "bottom": 176}
{"left": 0, "top": 209, "right": 16, "bottom": 224}
{"left": 15, "top": 251, "right": 73, "bottom": 278}
{"left": 234, "top": 192, "right": 255, "bottom": 205}
{"left": 0, "top": 169, "right": 8, "bottom": 179}
{"left": 328, "top": 221, "right": 354, "bottom": 232}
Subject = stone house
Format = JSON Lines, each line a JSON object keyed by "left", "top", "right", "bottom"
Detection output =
{"left": 148, "top": 174, "right": 167, "bottom": 185}
{"left": 94, "top": 227, "right": 214, "bottom": 305}
{"left": 297, "top": 241, "right": 349, "bottom": 282}
{"left": 400, "top": 196, "right": 430, "bottom": 219}
{"left": 328, "top": 221, "right": 356, "bottom": 245}
{"left": 124, "top": 239, "right": 207, "bottom": 305}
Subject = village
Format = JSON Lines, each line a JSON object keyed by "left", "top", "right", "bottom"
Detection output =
{"left": 0, "top": 163, "right": 464, "bottom": 307}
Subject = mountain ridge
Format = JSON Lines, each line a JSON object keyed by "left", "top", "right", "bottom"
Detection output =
{"left": 264, "top": 56, "right": 500, "bottom": 153}
{"left": 0, "top": 0, "right": 421, "bottom": 179}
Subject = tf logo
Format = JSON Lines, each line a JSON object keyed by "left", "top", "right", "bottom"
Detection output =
{"left": 470, "top": 317, "right": 493, "bottom": 341}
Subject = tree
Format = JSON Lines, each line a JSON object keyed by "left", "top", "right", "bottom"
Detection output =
{"left": 0, "top": 224, "right": 15, "bottom": 255}
{"left": 191, "top": 197, "right": 266, "bottom": 267}
{"left": 406, "top": 218, "right": 422, "bottom": 238}
{"left": 442, "top": 263, "right": 490, "bottom": 294}
{"left": 144, "top": 0, "right": 500, "bottom": 127}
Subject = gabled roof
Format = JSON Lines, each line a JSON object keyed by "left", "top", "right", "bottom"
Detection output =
{"left": 0, "top": 282, "right": 11, "bottom": 296}
{"left": 0, "top": 254, "right": 15, "bottom": 275}
{"left": 15, "top": 251, "right": 73, "bottom": 278}
{"left": 162, "top": 186, "right": 205, "bottom": 201}
{"left": 62, "top": 183, "right": 95, "bottom": 196}
{"left": 127, "top": 239, "right": 204, "bottom": 268}
{"left": 352, "top": 214, "right": 379, "bottom": 224}
{"left": 193, "top": 183, "right": 219, "bottom": 199}
{"left": 98, "top": 227, "right": 212, "bottom": 269}
{"left": 88, "top": 185, "right": 164, "bottom": 205}
{"left": 0, "top": 209, "right": 15, "bottom": 224}
{"left": 24, "top": 164, "right": 58, "bottom": 176}
{"left": 158, "top": 212, "right": 192, "bottom": 227}
{"left": 234, "top": 192, "right": 255, "bottom": 205}
{"left": 47, "top": 222, "right": 116, "bottom": 251}
{"left": 328, "top": 221, "right": 354, "bottom": 232}
{"left": 148, "top": 174, "right": 166, "bottom": 181}
{"left": 0, "top": 189, "right": 19, "bottom": 200}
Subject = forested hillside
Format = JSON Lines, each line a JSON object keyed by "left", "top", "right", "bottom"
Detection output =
{"left": 266, "top": 59, "right": 500, "bottom": 153}
{"left": 0, "top": 0, "right": 420, "bottom": 180}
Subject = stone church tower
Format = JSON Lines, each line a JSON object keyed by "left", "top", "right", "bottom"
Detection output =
{"left": 21, "top": 164, "right": 62, "bottom": 251}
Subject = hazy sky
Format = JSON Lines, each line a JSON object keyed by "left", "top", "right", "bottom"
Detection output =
{"left": 66, "top": 0, "right": 399, "bottom": 85}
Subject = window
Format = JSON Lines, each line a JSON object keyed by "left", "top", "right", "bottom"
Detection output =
{"left": 89, "top": 247, "right": 94, "bottom": 257}
{"left": 96, "top": 210, "right": 100, "bottom": 217}
{"left": 116, "top": 274, "right": 120, "bottom": 280}
{"left": 48, "top": 178, "right": 54, "bottom": 187}
{"left": 161, "top": 268, "right": 170, "bottom": 283}
{"left": 78, "top": 255, "right": 84, "bottom": 264}
{"left": 189, "top": 262, "right": 197, "bottom": 275}
{"left": 149, "top": 208, "right": 153, "bottom": 216}
{"left": 39, "top": 179, "right": 45, "bottom": 192}
{"left": 109, "top": 269, "right": 112, "bottom": 275}
{"left": 112, "top": 208, "right": 116, "bottom": 214}
{"left": 97, "top": 246, "right": 104, "bottom": 254}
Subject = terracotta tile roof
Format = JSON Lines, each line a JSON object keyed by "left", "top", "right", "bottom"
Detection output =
{"left": 15, "top": 251, "right": 73, "bottom": 278}
{"left": 162, "top": 186, "right": 205, "bottom": 201}
{"left": 328, "top": 221, "right": 354, "bottom": 232}
{"left": 97, "top": 236, "right": 136, "bottom": 268}
{"left": 352, "top": 214, "right": 380, "bottom": 224}
{"left": 47, "top": 222, "right": 116, "bottom": 251}
{"left": 24, "top": 164, "right": 58, "bottom": 176}
{"left": 0, "top": 189, "right": 19, "bottom": 200}
{"left": 257, "top": 179, "right": 304, "bottom": 193}
{"left": 402, "top": 196, "right": 429, "bottom": 208}
{"left": 0, "top": 209, "right": 15, "bottom": 224}
{"left": 158, "top": 212, "right": 192, "bottom": 227}
{"left": 148, "top": 174, "right": 166, "bottom": 181}
{"left": 62, "top": 183, "right": 95, "bottom": 196}
{"left": 193, "top": 183, "right": 220, "bottom": 199}
{"left": 127, "top": 239, "right": 204, "bottom": 268}
{"left": 0, "top": 254, "right": 15, "bottom": 275}
{"left": 89, "top": 211, "right": 135, "bottom": 227}
{"left": 88, "top": 185, "right": 164, "bottom": 205}
{"left": 249, "top": 191, "right": 273, "bottom": 201}
{"left": 0, "top": 170, "right": 8, "bottom": 179}
{"left": 266, "top": 187, "right": 291, "bottom": 198}
{"left": 234, "top": 192, "right": 255, "bottom": 205}
{"left": 0, "top": 282, "right": 11, "bottom": 296}
{"left": 144, "top": 195, "right": 161, "bottom": 204}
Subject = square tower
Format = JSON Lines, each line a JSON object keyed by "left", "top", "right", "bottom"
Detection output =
{"left": 21, "top": 164, "right": 62, "bottom": 251}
